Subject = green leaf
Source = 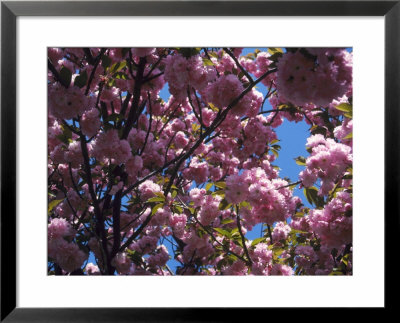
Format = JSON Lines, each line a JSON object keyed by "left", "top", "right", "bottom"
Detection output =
{"left": 214, "top": 182, "right": 226, "bottom": 189}
{"left": 239, "top": 201, "right": 251, "bottom": 209}
{"left": 271, "top": 148, "right": 279, "bottom": 158}
{"left": 295, "top": 156, "right": 307, "bottom": 166}
{"left": 216, "top": 258, "right": 227, "bottom": 270}
{"left": 343, "top": 132, "right": 353, "bottom": 139}
{"left": 178, "top": 48, "right": 200, "bottom": 58}
{"left": 251, "top": 237, "right": 265, "bottom": 247}
{"left": 220, "top": 218, "right": 235, "bottom": 225}
{"left": 291, "top": 229, "right": 309, "bottom": 235}
{"left": 342, "top": 174, "right": 352, "bottom": 180}
{"left": 171, "top": 190, "right": 178, "bottom": 199}
{"left": 304, "top": 187, "right": 313, "bottom": 205}
{"left": 341, "top": 253, "right": 350, "bottom": 266}
{"left": 212, "top": 190, "right": 225, "bottom": 198}
{"left": 293, "top": 212, "right": 305, "bottom": 218}
{"left": 74, "top": 70, "right": 88, "bottom": 88}
{"left": 151, "top": 203, "right": 164, "bottom": 215}
{"left": 234, "top": 238, "right": 243, "bottom": 247}
{"left": 227, "top": 254, "right": 239, "bottom": 262}
{"left": 48, "top": 199, "right": 63, "bottom": 214}
{"left": 310, "top": 125, "right": 327, "bottom": 136}
{"left": 113, "top": 72, "right": 129, "bottom": 80}
{"left": 213, "top": 228, "right": 231, "bottom": 238}
{"left": 174, "top": 205, "right": 183, "bottom": 214}
{"left": 335, "top": 103, "right": 352, "bottom": 113}
{"left": 56, "top": 124, "right": 72, "bottom": 145}
{"left": 244, "top": 52, "right": 256, "bottom": 61}
{"left": 154, "top": 192, "right": 165, "bottom": 198}
{"left": 273, "top": 248, "right": 285, "bottom": 258}
{"left": 110, "top": 60, "right": 127, "bottom": 74}
{"left": 329, "top": 269, "right": 344, "bottom": 276}
{"left": 303, "top": 187, "right": 324, "bottom": 208}
{"left": 147, "top": 197, "right": 165, "bottom": 203}
{"left": 208, "top": 102, "right": 219, "bottom": 112}
{"left": 202, "top": 58, "right": 214, "bottom": 66}
{"left": 192, "top": 123, "right": 200, "bottom": 132}
{"left": 205, "top": 183, "right": 213, "bottom": 191}
{"left": 126, "top": 249, "right": 143, "bottom": 264}
{"left": 268, "top": 52, "right": 284, "bottom": 63}
{"left": 218, "top": 199, "right": 231, "bottom": 211}
{"left": 107, "top": 79, "right": 116, "bottom": 87}
{"left": 268, "top": 47, "right": 284, "bottom": 55}
{"left": 59, "top": 66, "right": 72, "bottom": 86}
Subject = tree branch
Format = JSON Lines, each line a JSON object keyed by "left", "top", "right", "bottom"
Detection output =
{"left": 118, "top": 212, "right": 153, "bottom": 253}
{"left": 79, "top": 133, "right": 113, "bottom": 274}
{"left": 121, "top": 56, "right": 147, "bottom": 140}
{"left": 223, "top": 47, "right": 254, "bottom": 84}
{"left": 236, "top": 205, "right": 252, "bottom": 265}
{"left": 48, "top": 59, "right": 69, "bottom": 88}
{"left": 111, "top": 189, "right": 122, "bottom": 257}
{"left": 85, "top": 48, "right": 106, "bottom": 95}
{"left": 122, "top": 67, "right": 278, "bottom": 198}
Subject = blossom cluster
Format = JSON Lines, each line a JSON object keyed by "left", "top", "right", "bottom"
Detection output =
{"left": 276, "top": 48, "right": 352, "bottom": 106}
{"left": 299, "top": 134, "right": 352, "bottom": 195}
{"left": 48, "top": 218, "right": 86, "bottom": 273}
{"left": 47, "top": 47, "right": 352, "bottom": 276}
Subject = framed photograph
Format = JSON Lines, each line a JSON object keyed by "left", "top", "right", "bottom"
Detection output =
{"left": 1, "top": 0, "right": 397, "bottom": 321}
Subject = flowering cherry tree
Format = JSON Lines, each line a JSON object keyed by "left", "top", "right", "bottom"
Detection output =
{"left": 48, "top": 47, "right": 353, "bottom": 275}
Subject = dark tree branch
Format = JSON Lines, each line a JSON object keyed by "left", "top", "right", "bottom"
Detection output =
{"left": 112, "top": 189, "right": 122, "bottom": 257}
{"left": 277, "top": 180, "right": 302, "bottom": 190}
{"left": 118, "top": 212, "right": 153, "bottom": 253}
{"left": 122, "top": 67, "right": 278, "bottom": 198}
{"left": 163, "top": 68, "right": 278, "bottom": 196}
{"left": 85, "top": 48, "right": 107, "bottom": 95}
{"left": 48, "top": 59, "right": 69, "bottom": 88}
{"left": 83, "top": 48, "right": 95, "bottom": 65}
{"left": 192, "top": 213, "right": 250, "bottom": 266}
{"left": 79, "top": 133, "right": 113, "bottom": 274}
{"left": 203, "top": 48, "right": 220, "bottom": 77}
{"left": 157, "top": 104, "right": 181, "bottom": 137}
{"left": 164, "top": 132, "right": 177, "bottom": 164}
{"left": 139, "top": 92, "right": 153, "bottom": 156}
{"left": 236, "top": 205, "right": 252, "bottom": 265}
{"left": 144, "top": 53, "right": 165, "bottom": 79}
{"left": 119, "top": 92, "right": 132, "bottom": 119}
{"left": 68, "top": 162, "right": 83, "bottom": 200}
{"left": 187, "top": 88, "right": 205, "bottom": 130}
{"left": 121, "top": 57, "right": 147, "bottom": 140}
{"left": 143, "top": 71, "right": 164, "bottom": 84}
{"left": 267, "top": 225, "right": 273, "bottom": 244}
{"left": 223, "top": 47, "right": 254, "bottom": 84}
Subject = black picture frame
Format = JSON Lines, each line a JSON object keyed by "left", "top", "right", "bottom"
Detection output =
{"left": 1, "top": 0, "right": 398, "bottom": 321}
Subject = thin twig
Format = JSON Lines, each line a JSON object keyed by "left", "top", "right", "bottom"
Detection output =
{"left": 223, "top": 47, "right": 254, "bottom": 84}
{"left": 139, "top": 92, "right": 153, "bottom": 156}
{"left": 236, "top": 205, "right": 252, "bottom": 265}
